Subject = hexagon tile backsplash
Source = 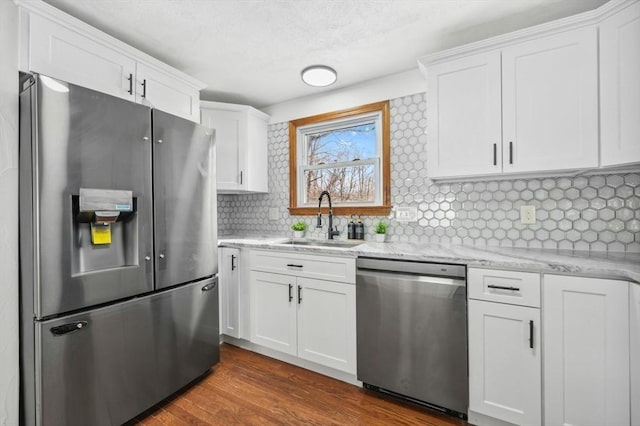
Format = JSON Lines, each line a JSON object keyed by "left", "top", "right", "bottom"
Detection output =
{"left": 218, "top": 93, "right": 640, "bottom": 253}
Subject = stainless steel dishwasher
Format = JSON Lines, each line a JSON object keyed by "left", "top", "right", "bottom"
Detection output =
{"left": 356, "top": 257, "right": 468, "bottom": 419}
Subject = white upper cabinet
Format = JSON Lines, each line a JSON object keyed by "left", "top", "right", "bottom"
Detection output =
{"left": 201, "top": 102, "right": 269, "bottom": 193}
{"left": 419, "top": 0, "right": 640, "bottom": 179}
{"left": 136, "top": 62, "right": 200, "bottom": 122}
{"left": 421, "top": 25, "right": 598, "bottom": 179}
{"left": 426, "top": 52, "right": 502, "bottom": 178}
{"left": 27, "top": 12, "right": 136, "bottom": 102}
{"left": 600, "top": 1, "right": 640, "bottom": 167}
{"left": 17, "top": 0, "right": 205, "bottom": 122}
{"left": 502, "top": 27, "right": 598, "bottom": 174}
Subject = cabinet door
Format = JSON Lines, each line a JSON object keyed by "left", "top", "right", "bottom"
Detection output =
{"left": 249, "top": 271, "right": 297, "bottom": 355}
{"left": 502, "top": 27, "right": 598, "bottom": 173}
{"left": 201, "top": 108, "right": 243, "bottom": 191}
{"left": 468, "top": 300, "right": 540, "bottom": 425}
{"left": 219, "top": 248, "right": 240, "bottom": 338}
{"left": 28, "top": 13, "right": 135, "bottom": 101}
{"left": 244, "top": 112, "right": 269, "bottom": 193}
{"left": 600, "top": 2, "right": 640, "bottom": 167}
{"left": 426, "top": 51, "right": 502, "bottom": 178}
{"left": 544, "top": 275, "right": 629, "bottom": 426}
{"left": 631, "top": 284, "right": 640, "bottom": 426}
{"left": 297, "top": 277, "right": 356, "bottom": 373}
{"left": 136, "top": 62, "right": 200, "bottom": 122}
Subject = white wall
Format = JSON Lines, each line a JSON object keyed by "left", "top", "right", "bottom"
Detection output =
{"left": 262, "top": 68, "right": 426, "bottom": 124}
{"left": 0, "top": 0, "right": 19, "bottom": 425}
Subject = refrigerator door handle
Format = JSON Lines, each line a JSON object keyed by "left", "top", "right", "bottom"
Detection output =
{"left": 201, "top": 282, "right": 217, "bottom": 292}
{"left": 50, "top": 321, "right": 88, "bottom": 336}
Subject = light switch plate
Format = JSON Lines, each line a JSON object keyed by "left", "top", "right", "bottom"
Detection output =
{"left": 395, "top": 206, "right": 418, "bottom": 222}
{"left": 268, "top": 207, "right": 279, "bottom": 221}
{"left": 520, "top": 205, "right": 536, "bottom": 224}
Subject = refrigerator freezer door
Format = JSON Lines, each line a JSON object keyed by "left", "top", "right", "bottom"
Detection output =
{"left": 23, "top": 75, "right": 154, "bottom": 318}
{"left": 34, "top": 278, "right": 219, "bottom": 426}
{"left": 152, "top": 109, "right": 217, "bottom": 289}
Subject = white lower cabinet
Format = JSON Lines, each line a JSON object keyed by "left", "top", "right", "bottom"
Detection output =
{"left": 296, "top": 277, "right": 356, "bottom": 373}
{"left": 250, "top": 271, "right": 297, "bottom": 355}
{"left": 468, "top": 268, "right": 541, "bottom": 426}
{"left": 543, "top": 275, "right": 630, "bottom": 426}
{"left": 219, "top": 247, "right": 240, "bottom": 338}
{"left": 249, "top": 269, "right": 356, "bottom": 374}
{"left": 468, "top": 301, "right": 541, "bottom": 425}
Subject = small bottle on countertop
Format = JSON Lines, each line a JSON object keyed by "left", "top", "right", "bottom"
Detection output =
{"left": 347, "top": 218, "right": 355, "bottom": 239}
{"left": 355, "top": 218, "right": 364, "bottom": 240}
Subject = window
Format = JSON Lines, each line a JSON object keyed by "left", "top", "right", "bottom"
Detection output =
{"left": 288, "top": 101, "right": 390, "bottom": 216}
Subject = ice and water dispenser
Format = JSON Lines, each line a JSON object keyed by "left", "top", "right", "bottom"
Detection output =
{"left": 72, "top": 188, "right": 138, "bottom": 274}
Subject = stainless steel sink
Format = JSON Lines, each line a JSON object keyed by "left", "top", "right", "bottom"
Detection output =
{"left": 278, "top": 239, "right": 364, "bottom": 248}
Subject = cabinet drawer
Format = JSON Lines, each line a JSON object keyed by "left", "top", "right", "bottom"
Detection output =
{"left": 468, "top": 268, "right": 540, "bottom": 307}
{"left": 250, "top": 250, "right": 355, "bottom": 284}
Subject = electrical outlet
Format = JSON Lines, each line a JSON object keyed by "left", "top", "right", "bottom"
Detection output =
{"left": 520, "top": 205, "right": 536, "bottom": 225}
{"left": 395, "top": 206, "right": 418, "bottom": 222}
{"left": 268, "top": 207, "right": 279, "bottom": 221}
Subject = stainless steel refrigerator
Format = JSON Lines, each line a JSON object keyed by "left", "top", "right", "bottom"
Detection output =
{"left": 19, "top": 74, "right": 219, "bottom": 426}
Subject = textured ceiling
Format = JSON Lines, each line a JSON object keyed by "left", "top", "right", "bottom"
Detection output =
{"left": 43, "top": 0, "right": 608, "bottom": 108}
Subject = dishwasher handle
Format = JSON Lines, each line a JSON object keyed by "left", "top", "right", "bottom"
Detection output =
{"left": 356, "top": 257, "right": 465, "bottom": 279}
{"left": 356, "top": 269, "right": 466, "bottom": 287}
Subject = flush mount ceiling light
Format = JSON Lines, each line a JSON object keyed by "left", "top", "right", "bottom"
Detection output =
{"left": 301, "top": 65, "right": 337, "bottom": 87}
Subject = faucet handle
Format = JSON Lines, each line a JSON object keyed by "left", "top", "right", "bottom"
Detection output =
{"left": 330, "top": 227, "right": 340, "bottom": 237}
{"left": 316, "top": 213, "right": 323, "bottom": 228}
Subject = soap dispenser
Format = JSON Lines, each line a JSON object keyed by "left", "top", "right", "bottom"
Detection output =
{"left": 355, "top": 217, "right": 365, "bottom": 240}
{"left": 347, "top": 216, "right": 355, "bottom": 239}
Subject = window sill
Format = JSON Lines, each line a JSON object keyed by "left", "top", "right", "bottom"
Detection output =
{"left": 288, "top": 205, "right": 392, "bottom": 216}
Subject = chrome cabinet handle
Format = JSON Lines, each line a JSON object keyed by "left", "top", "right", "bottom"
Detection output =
{"left": 159, "top": 253, "right": 165, "bottom": 259}
{"left": 144, "top": 256, "right": 151, "bottom": 261}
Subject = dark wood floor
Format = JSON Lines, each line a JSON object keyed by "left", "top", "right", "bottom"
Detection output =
{"left": 130, "top": 343, "right": 468, "bottom": 425}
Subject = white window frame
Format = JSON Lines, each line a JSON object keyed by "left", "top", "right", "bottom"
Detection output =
{"left": 296, "top": 112, "right": 383, "bottom": 208}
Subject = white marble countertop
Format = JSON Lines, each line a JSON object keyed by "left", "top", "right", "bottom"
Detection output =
{"left": 218, "top": 235, "right": 640, "bottom": 283}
